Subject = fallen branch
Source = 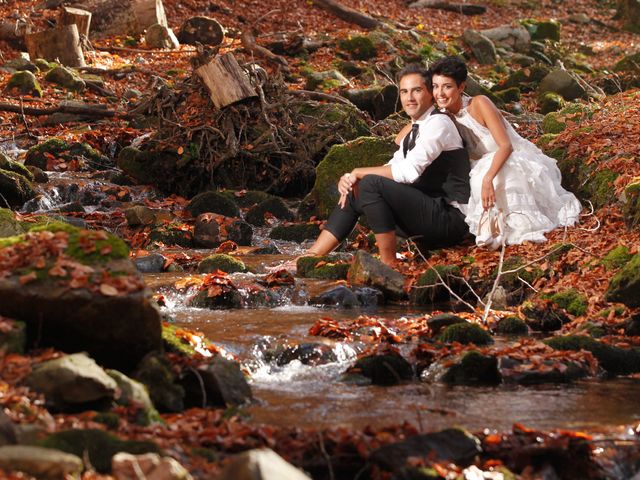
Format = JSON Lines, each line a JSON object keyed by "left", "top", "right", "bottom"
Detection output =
{"left": 287, "top": 89, "right": 357, "bottom": 107}
{"left": 94, "top": 45, "right": 197, "bottom": 55}
{"left": 312, "top": 0, "right": 382, "bottom": 29}
{"left": 408, "top": 0, "right": 486, "bottom": 15}
{"left": 0, "top": 101, "right": 118, "bottom": 118}
{"left": 240, "top": 30, "right": 289, "bottom": 68}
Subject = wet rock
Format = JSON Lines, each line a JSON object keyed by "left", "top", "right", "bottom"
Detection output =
{"left": 605, "top": 253, "right": 640, "bottom": 307}
{"left": 125, "top": 205, "right": 172, "bottom": 227}
{"left": 354, "top": 286, "right": 383, "bottom": 306}
{"left": 0, "top": 168, "right": 36, "bottom": 207}
{"left": 27, "top": 353, "right": 117, "bottom": 410}
{"left": 369, "top": 428, "right": 481, "bottom": 472}
{"left": 523, "top": 301, "right": 570, "bottom": 332}
{"left": 132, "top": 352, "right": 185, "bottom": 413}
{"left": 178, "top": 16, "right": 225, "bottom": 46}
{"left": 348, "top": 250, "right": 405, "bottom": 300}
{"left": 245, "top": 196, "right": 294, "bottom": 226}
{"left": 495, "top": 316, "right": 528, "bottom": 336}
{"left": 480, "top": 24, "right": 530, "bottom": 53}
{"left": 187, "top": 190, "right": 240, "bottom": 218}
{"left": 134, "top": 253, "right": 166, "bottom": 273}
{"left": 349, "top": 352, "right": 413, "bottom": 386}
{"left": 44, "top": 65, "right": 85, "bottom": 91}
{"left": 296, "top": 255, "right": 350, "bottom": 280}
{"left": 26, "top": 165, "right": 48, "bottom": 182}
{"left": 426, "top": 313, "right": 467, "bottom": 336}
{"left": 0, "top": 223, "right": 162, "bottom": 370}
{"left": 149, "top": 223, "right": 194, "bottom": 248}
{"left": 190, "top": 278, "right": 244, "bottom": 309}
{"left": 0, "top": 318, "right": 26, "bottom": 354}
{"left": 269, "top": 223, "right": 320, "bottom": 242}
{"left": 0, "top": 445, "right": 83, "bottom": 480}
{"left": 58, "top": 201, "right": 85, "bottom": 213}
{"left": 227, "top": 219, "right": 253, "bottom": 246}
{"left": 106, "top": 370, "right": 160, "bottom": 426}
{"left": 438, "top": 322, "right": 493, "bottom": 345}
{"left": 6, "top": 70, "right": 43, "bottom": 97}
{"left": 0, "top": 152, "right": 34, "bottom": 181}
{"left": 218, "top": 448, "right": 311, "bottom": 480}
{"left": 410, "top": 265, "right": 463, "bottom": 305}
{"left": 251, "top": 241, "right": 281, "bottom": 254}
{"left": 498, "top": 355, "right": 590, "bottom": 385}
{"left": 145, "top": 23, "right": 180, "bottom": 49}
{"left": 309, "top": 285, "right": 359, "bottom": 307}
{"left": 275, "top": 342, "right": 338, "bottom": 366}
{"left": 463, "top": 29, "right": 497, "bottom": 64}
{"left": 197, "top": 253, "right": 246, "bottom": 274}
{"left": 193, "top": 213, "right": 221, "bottom": 247}
{"left": 25, "top": 138, "right": 111, "bottom": 171}
{"left": 112, "top": 452, "right": 193, "bottom": 480}
{"left": 538, "top": 69, "right": 586, "bottom": 101}
{"left": 40, "top": 429, "right": 160, "bottom": 474}
{"left": 341, "top": 84, "right": 399, "bottom": 121}
{"left": 182, "top": 356, "right": 252, "bottom": 408}
{"left": 425, "top": 351, "right": 501, "bottom": 385}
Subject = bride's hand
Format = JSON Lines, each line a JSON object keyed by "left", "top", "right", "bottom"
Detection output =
{"left": 481, "top": 177, "right": 496, "bottom": 210}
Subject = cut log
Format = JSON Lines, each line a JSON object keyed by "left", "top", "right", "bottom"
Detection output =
{"left": 0, "top": 19, "right": 31, "bottom": 46}
{"left": 195, "top": 53, "right": 257, "bottom": 109}
{"left": 59, "top": 7, "right": 92, "bottom": 37}
{"left": 24, "top": 25, "right": 86, "bottom": 67}
{"left": 313, "top": 0, "right": 382, "bottom": 29}
{"left": 132, "top": 0, "right": 168, "bottom": 30}
{"left": 409, "top": 0, "right": 486, "bottom": 15}
{"left": 0, "top": 100, "right": 116, "bottom": 117}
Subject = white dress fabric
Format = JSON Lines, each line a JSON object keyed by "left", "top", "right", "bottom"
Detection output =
{"left": 455, "top": 97, "right": 582, "bottom": 245}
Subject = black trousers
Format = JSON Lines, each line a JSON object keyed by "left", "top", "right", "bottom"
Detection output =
{"left": 324, "top": 175, "right": 469, "bottom": 249}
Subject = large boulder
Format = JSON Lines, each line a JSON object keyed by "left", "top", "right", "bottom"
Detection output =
{"left": 480, "top": 24, "right": 530, "bottom": 53}
{"left": 0, "top": 222, "right": 162, "bottom": 371}
{"left": 463, "top": 29, "right": 497, "bottom": 65}
{"left": 341, "top": 84, "right": 399, "bottom": 121}
{"left": 182, "top": 356, "right": 253, "bottom": 408}
{"left": 538, "top": 69, "right": 586, "bottom": 101}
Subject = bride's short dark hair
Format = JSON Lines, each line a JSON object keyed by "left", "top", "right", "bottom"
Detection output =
{"left": 430, "top": 56, "right": 468, "bottom": 86}
{"left": 396, "top": 64, "right": 432, "bottom": 91}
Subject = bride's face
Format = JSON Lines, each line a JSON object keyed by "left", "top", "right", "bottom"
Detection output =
{"left": 432, "top": 74, "right": 465, "bottom": 113}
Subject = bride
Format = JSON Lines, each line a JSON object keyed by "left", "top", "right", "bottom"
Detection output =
{"left": 428, "top": 55, "right": 582, "bottom": 248}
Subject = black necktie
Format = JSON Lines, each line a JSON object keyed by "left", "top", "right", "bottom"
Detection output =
{"left": 403, "top": 123, "right": 419, "bottom": 157}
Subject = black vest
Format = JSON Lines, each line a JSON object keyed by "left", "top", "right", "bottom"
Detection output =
{"left": 410, "top": 110, "right": 470, "bottom": 203}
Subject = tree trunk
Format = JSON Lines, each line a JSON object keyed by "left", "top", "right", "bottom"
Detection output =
{"left": 616, "top": 0, "right": 640, "bottom": 30}
{"left": 24, "top": 25, "right": 86, "bottom": 67}
{"left": 59, "top": 7, "right": 92, "bottom": 38}
{"left": 131, "top": 0, "right": 168, "bottom": 30}
{"left": 72, "top": 0, "right": 139, "bottom": 35}
{"left": 408, "top": 0, "right": 486, "bottom": 15}
{"left": 313, "top": 0, "right": 382, "bottom": 29}
{"left": 195, "top": 53, "right": 257, "bottom": 109}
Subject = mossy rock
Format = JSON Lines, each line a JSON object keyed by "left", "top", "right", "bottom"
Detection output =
{"left": 0, "top": 319, "right": 26, "bottom": 354}
{"left": 438, "top": 322, "right": 493, "bottom": 345}
{"left": 296, "top": 255, "right": 350, "bottom": 280}
{"left": 39, "top": 429, "right": 160, "bottom": 474}
{"left": 623, "top": 177, "right": 640, "bottom": 229}
{"left": 584, "top": 168, "right": 618, "bottom": 209}
{"left": 197, "top": 253, "right": 246, "bottom": 273}
{"left": 35, "top": 58, "right": 57, "bottom": 71}
{"left": 544, "top": 335, "right": 640, "bottom": 375}
{"left": 341, "top": 84, "right": 400, "bottom": 121}
{"left": 162, "top": 323, "right": 215, "bottom": 359}
{"left": 541, "top": 102, "right": 590, "bottom": 134}
{"left": 0, "top": 208, "right": 26, "bottom": 237}
{"left": 132, "top": 352, "right": 185, "bottom": 413}
{"left": 494, "top": 87, "right": 521, "bottom": 103}
{"left": 0, "top": 153, "right": 34, "bottom": 181}
{"left": 613, "top": 52, "right": 640, "bottom": 72}
{"left": 441, "top": 350, "right": 501, "bottom": 385}
{"left": 305, "top": 69, "right": 349, "bottom": 91}
{"left": 497, "top": 64, "right": 551, "bottom": 92}
{"left": 522, "top": 300, "right": 569, "bottom": 332}
{"left": 521, "top": 19, "right": 560, "bottom": 41}
{"left": 601, "top": 245, "right": 633, "bottom": 270}
{"left": 221, "top": 190, "right": 272, "bottom": 208}
{"left": 3, "top": 57, "right": 38, "bottom": 72}
{"left": 410, "top": 265, "right": 463, "bottom": 305}
{"left": 0, "top": 169, "right": 37, "bottom": 208}
{"left": 544, "top": 288, "right": 588, "bottom": 316}
{"left": 6, "top": 70, "right": 43, "bottom": 97}
{"left": 338, "top": 35, "right": 378, "bottom": 60}
{"left": 117, "top": 147, "right": 181, "bottom": 187}
{"left": 351, "top": 353, "right": 413, "bottom": 385}
{"left": 245, "top": 196, "right": 294, "bottom": 226}
{"left": 536, "top": 133, "right": 560, "bottom": 151}
{"left": 148, "top": 223, "right": 193, "bottom": 248}
{"left": 106, "top": 369, "right": 161, "bottom": 426}
{"left": 26, "top": 138, "right": 110, "bottom": 171}
{"left": 493, "top": 255, "right": 545, "bottom": 293}
{"left": 187, "top": 190, "right": 240, "bottom": 218}
{"left": 269, "top": 223, "right": 321, "bottom": 242}
{"left": 465, "top": 76, "right": 504, "bottom": 107}
{"left": 302, "top": 136, "right": 397, "bottom": 219}
{"left": 538, "top": 91, "right": 565, "bottom": 114}
{"left": 44, "top": 66, "right": 85, "bottom": 92}
{"left": 606, "top": 253, "right": 640, "bottom": 308}
{"left": 495, "top": 316, "right": 528, "bottom": 335}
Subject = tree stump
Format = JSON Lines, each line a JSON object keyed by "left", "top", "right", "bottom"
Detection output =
{"left": 0, "top": 19, "right": 31, "bottom": 46}
{"left": 132, "top": 0, "right": 168, "bottom": 30}
{"left": 24, "top": 25, "right": 85, "bottom": 67}
{"left": 59, "top": 7, "right": 92, "bottom": 38}
{"left": 195, "top": 53, "right": 257, "bottom": 109}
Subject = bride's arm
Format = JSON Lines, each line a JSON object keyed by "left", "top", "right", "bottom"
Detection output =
{"left": 470, "top": 96, "right": 513, "bottom": 210}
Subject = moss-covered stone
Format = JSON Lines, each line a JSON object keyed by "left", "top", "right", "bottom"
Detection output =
{"left": 545, "top": 335, "right": 640, "bottom": 375}
{"left": 0, "top": 208, "right": 26, "bottom": 238}
{"left": 602, "top": 245, "right": 633, "bottom": 270}
{"left": 522, "top": 300, "right": 569, "bottom": 331}
{"left": 545, "top": 288, "right": 588, "bottom": 316}
{"left": 438, "top": 322, "right": 493, "bottom": 345}
{"left": 623, "top": 176, "right": 640, "bottom": 229}
{"left": 541, "top": 102, "right": 590, "bottom": 134}
{"left": 441, "top": 350, "right": 501, "bottom": 385}
{"left": 0, "top": 169, "right": 37, "bottom": 208}
{"left": 494, "top": 256, "right": 545, "bottom": 293}
{"left": 0, "top": 319, "right": 26, "bottom": 354}
{"left": 106, "top": 369, "right": 161, "bottom": 426}
{"left": 244, "top": 196, "right": 293, "bottom": 226}
{"left": 187, "top": 190, "right": 240, "bottom": 218}
{"left": 494, "top": 87, "right": 521, "bottom": 103}
{"left": 410, "top": 265, "right": 463, "bottom": 305}
{"left": 148, "top": 223, "right": 194, "bottom": 248}
{"left": 39, "top": 429, "right": 160, "bottom": 474}
{"left": 269, "top": 223, "right": 321, "bottom": 242}
{"left": 0, "top": 153, "right": 34, "bottom": 181}
{"left": 521, "top": 19, "right": 560, "bottom": 41}
{"left": 132, "top": 353, "right": 185, "bottom": 413}
{"left": 498, "top": 64, "right": 551, "bottom": 92}
{"left": 197, "top": 253, "right": 246, "bottom": 273}
{"left": 26, "top": 138, "right": 110, "bottom": 171}
{"left": 220, "top": 190, "right": 271, "bottom": 208}
{"left": 296, "top": 255, "right": 350, "bottom": 280}
{"left": 6, "top": 70, "right": 43, "bottom": 97}
{"left": 496, "top": 316, "right": 528, "bottom": 335}
{"left": 302, "top": 136, "right": 397, "bottom": 219}
{"left": 116, "top": 146, "right": 166, "bottom": 184}
{"left": 586, "top": 169, "right": 618, "bottom": 209}
{"left": 539, "top": 91, "right": 565, "bottom": 114}
{"left": 606, "top": 253, "right": 640, "bottom": 307}
{"left": 613, "top": 52, "right": 640, "bottom": 72}
{"left": 350, "top": 353, "right": 413, "bottom": 385}
{"left": 536, "top": 133, "right": 559, "bottom": 151}
{"left": 92, "top": 412, "right": 120, "bottom": 429}
{"left": 293, "top": 101, "right": 370, "bottom": 150}
{"left": 44, "top": 66, "right": 85, "bottom": 92}
{"left": 338, "top": 35, "right": 378, "bottom": 60}
{"left": 305, "top": 69, "right": 349, "bottom": 91}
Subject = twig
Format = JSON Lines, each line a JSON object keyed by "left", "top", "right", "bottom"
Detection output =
{"left": 517, "top": 274, "right": 538, "bottom": 293}
{"left": 94, "top": 45, "right": 197, "bottom": 55}
{"left": 18, "top": 97, "right": 36, "bottom": 139}
{"left": 482, "top": 242, "right": 507, "bottom": 322}
{"left": 317, "top": 432, "right": 335, "bottom": 480}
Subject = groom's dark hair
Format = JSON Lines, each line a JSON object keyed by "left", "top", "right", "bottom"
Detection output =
{"left": 429, "top": 56, "right": 468, "bottom": 86}
{"left": 396, "top": 64, "right": 432, "bottom": 92}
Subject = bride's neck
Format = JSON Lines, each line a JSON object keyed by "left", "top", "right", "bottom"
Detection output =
{"left": 448, "top": 97, "right": 463, "bottom": 114}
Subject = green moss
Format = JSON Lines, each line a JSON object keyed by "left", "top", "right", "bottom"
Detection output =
{"left": 25, "top": 138, "right": 109, "bottom": 171}
{"left": 296, "top": 256, "right": 350, "bottom": 280}
{"left": 587, "top": 169, "right": 619, "bottom": 208}
{"left": 614, "top": 52, "right": 640, "bottom": 72}
{"left": 187, "top": 190, "right": 241, "bottom": 218}
{"left": 441, "top": 350, "right": 501, "bottom": 385}
{"left": 539, "top": 91, "right": 565, "bottom": 114}
{"left": 116, "top": 147, "right": 165, "bottom": 184}
{"left": 338, "top": 35, "right": 378, "bottom": 60}
{"left": 602, "top": 246, "right": 633, "bottom": 270}
{"left": 0, "top": 208, "right": 26, "bottom": 238}
{"left": 438, "top": 322, "right": 493, "bottom": 345}
{"left": 269, "top": 223, "right": 321, "bottom": 242}
{"left": 545, "top": 335, "right": 640, "bottom": 375}
{"left": 606, "top": 253, "right": 640, "bottom": 307}
{"left": 521, "top": 19, "right": 561, "bottom": 41}
{"left": 496, "top": 256, "right": 545, "bottom": 289}
{"left": 197, "top": 253, "right": 246, "bottom": 273}
{"left": 623, "top": 177, "right": 640, "bottom": 228}
{"left": 0, "top": 168, "right": 36, "bottom": 207}
{"left": 93, "top": 412, "right": 120, "bottom": 429}
{"left": 496, "top": 316, "right": 528, "bottom": 335}
{"left": 162, "top": 323, "right": 198, "bottom": 356}
{"left": 221, "top": 190, "right": 271, "bottom": 208}
{"left": 7, "top": 70, "right": 43, "bottom": 97}
{"left": 245, "top": 196, "right": 292, "bottom": 226}
{"left": 545, "top": 288, "right": 588, "bottom": 316}
{"left": 44, "top": 66, "right": 85, "bottom": 92}
{"left": 494, "top": 87, "right": 521, "bottom": 103}
{"left": 39, "top": 429, "right": 160, "bottom": 473}
{"left": 541, "top": 102, "right": 590, "bottom": 134}
{"left": 0, "top": 154, "right": 34, "bottom": 181}
{"left": 149, "top": 223, "right": 194, "bottom": 248}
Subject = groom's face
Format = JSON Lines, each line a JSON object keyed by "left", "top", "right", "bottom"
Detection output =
{"left": 399, "top": 73, "right": 432, "bottom": 121}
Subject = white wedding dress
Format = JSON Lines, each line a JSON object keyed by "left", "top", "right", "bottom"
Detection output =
{"left": 455, "top": 97, "right": 582, "bottom": 246}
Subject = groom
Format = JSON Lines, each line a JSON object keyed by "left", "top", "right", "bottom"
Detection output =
{"left": 306, "top": 64, "right": 471, "bottom": 265}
